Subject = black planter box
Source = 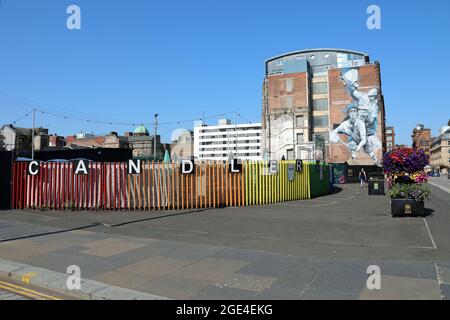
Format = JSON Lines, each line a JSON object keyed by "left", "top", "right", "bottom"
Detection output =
{"left": 391, "top": 199, "right": 425, "bottom": 217}
{"left": 368, "top": 180, "right": 385, "bottom": 195}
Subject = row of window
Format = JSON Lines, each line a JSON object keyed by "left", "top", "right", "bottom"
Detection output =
{"left": 199, "top": 153, "right": 261, "bottom": 158}
{"left": 199, "top": 128, "right": 261, "bottom": 134}
{"left": 200, "top": 140, "right": 261, "bottom": 146}
{"left": 200, "top": 146, "right": 260, "bottom": 151}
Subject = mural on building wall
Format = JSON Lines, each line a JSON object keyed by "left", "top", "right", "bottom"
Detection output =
{"left": 329, "top": 68, "right": 382, "bottom": 165}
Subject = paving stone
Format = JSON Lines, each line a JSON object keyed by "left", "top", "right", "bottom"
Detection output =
{"left": 359, "top": 275, "right": 442, "bottom": 300}
{"left": 256, "top": 286, "right": 302, "bottom": 300}
{"left": 436, "top": 266, "right": 450, "bottom": 284}
{"left": 237, "top": 254, "right": 300, "bottom": 278}
{"left": 20, "top": 246, "right": 136, "bottom": 278}
{"left": 440, "top": 284, "right": 450, "bottom": 300}
{"left": 172, "top": 257, "right": 250, "bottom": 282}
{"left": 377, "top": 261, "right": 437, "bottom": 280}
{"left": 310, "top": 258, "right": 369, "bottom": 294}
{"left": 210, "top": 247, "right": 268, "bottom": 262}
{"left": 155, "top": 241, "right": 221, "bottom": 261}
{"left": 80, "top": 238, "right": 148, "bottom": 257}
{"left": 92, "top": 286, "right": 168, "bottom": 300}
{"left": 269, "top": 262, "right": 319, "bottom": 291}
{"left": 300, "top": 288, "right": 359, "bottom": 300}
{"left": 93, "top": 270, "right": 146, "bottom": 290}
{"left": 116, "top": 256, "right": 193, "bottom": 279}
{"left": 215, "top": 273, "right": 276, "bottom": 293}
{"left": 195, "top": 285, "right": 259, "bottom": 300}
{"left": 139, "top": 275, "right": 212, "bottom": 299}
{"left": 0, "top": 240, "right": 51, "bottom": 261}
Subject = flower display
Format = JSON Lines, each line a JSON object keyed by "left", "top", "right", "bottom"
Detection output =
{"left": 383, "top": 148, "right": 429, "bottom": 175}
{"left": 384, "top": 147, "right": 430, "bottom": 202}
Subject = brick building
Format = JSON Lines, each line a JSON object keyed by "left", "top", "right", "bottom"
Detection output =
{"left": 411, "top": 124, "right": 432, "bottom": 156}
{"left": 430, "top": 123, "right": 450, "bottom": 174}
{"left": 385, "top": 126, "right": 395, "bottom": 152}
{"left": 263, "top": 48, "right": 386, "bottom": 165}
{"left": 66, "top": 125, "right": 166, "bottom": 160}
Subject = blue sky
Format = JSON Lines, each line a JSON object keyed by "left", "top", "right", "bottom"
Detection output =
{"left": 0, "top": 0, "right": 449, "bottom": 145}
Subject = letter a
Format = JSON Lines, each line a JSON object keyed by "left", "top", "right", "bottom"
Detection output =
{"left": 75, "top": 160, "right": 88, "bottom": 175}
{"left": 67, "top": 5, "right": 81, "bottom": 30}
{"left": 366, "top": 5, "right": 381, "bottom": 30}
{"left": 66, "top": 265, "right": 81, "bottom": 290}
{"left": 366, "top": 265, "right": 381, "bottom": 290}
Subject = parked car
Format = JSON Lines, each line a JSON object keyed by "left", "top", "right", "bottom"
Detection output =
{"left": 448, "top": 171, "right": 450, "bottom": 179}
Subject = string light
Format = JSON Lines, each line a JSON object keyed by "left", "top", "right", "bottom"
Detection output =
{"left": 1, "top": 92, "right": 258, "bottom": 129}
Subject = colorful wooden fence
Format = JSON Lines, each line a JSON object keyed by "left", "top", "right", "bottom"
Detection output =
{"left": 11, "top": 161, "right": 330, "bottom": 211}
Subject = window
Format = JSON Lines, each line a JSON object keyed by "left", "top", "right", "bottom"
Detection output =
{"left": 286, "top": 96, "right": 294, "bottom": 108}
{"left": 313, "top": 116, "right": 329, "bottom": 128}
{"left": 312, "top": 66, "right": 328, "bottom": 76}
{"left": 285, "top": 79, "right": 293, "bottom": 93}
{"left": 312, "top": 82, "right": 328, "bottom": 94}
{"left": 297, "top": 133, "right": 304, "bottom": 143}
{"left": 313, "top": 99, "right": 328, "bottom": 111}
{"left": 387, "top": 136, "right": 392, "bottom": 141}
{"left": 296, "top": 115, "right": 304, "bottom": 128}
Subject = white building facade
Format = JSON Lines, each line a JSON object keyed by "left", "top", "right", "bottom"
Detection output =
{"left": 194, "top": 119, "right": 263, "bottom": 161}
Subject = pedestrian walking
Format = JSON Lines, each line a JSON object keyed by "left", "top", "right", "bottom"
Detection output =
{"left": 359, "top": 168, "right": 367, "bottom": 188}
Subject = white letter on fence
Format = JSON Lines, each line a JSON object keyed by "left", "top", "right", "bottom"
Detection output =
{"left": 269, "top": 161, "right": 278, "bottom": 174}
{"left": 296, "top": 160, "right": 303, "bottom": 172}
{"left": 230, "top": 159, "right": 241, "bottom": 173}
{"left": 128, "top": 159, "right": 141, "bottom": 174}
{"left": 181, "top": 160, "right": 194, "bottom": 174}
{"left": 28, "top": 161, "right": 40, "bottom": 176}
{"left": 75, "top": 160, "right": 88, "bottom": 175}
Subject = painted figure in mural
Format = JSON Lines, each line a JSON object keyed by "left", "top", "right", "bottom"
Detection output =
{"left": 337, "top": 68, "right": 381, "bottom": 165}
{"left": 330, "top": 104, "right": 369, "bottom": 161}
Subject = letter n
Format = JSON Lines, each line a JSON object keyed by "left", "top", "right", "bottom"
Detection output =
{"left": 128, "top": 160, "right": 141, "bottom": 175}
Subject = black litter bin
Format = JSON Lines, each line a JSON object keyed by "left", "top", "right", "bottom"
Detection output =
{"left": 368, "top": 173, "right": 385, "bottom": 196}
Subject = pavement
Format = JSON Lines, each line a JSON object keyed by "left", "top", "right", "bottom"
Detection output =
{"left": 1, "top": 182, "right": 450, "bottom": 300}
{"left": 428, "top": 176, "right": 450, "bottom": 194}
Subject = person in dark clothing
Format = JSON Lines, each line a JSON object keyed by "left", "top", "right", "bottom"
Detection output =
{"left": 359, "top": 168, "right": 367, "bottom": 188}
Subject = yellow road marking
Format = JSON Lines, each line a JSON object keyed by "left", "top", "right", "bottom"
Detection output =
{"left": 22, "top": 272, "right": 37, "bottom": 284}
{"left": 0, "top": 283, "right": 45, "bottom": 300}
{"left": 0, "top": 280, "right": 62, "bottom": 300}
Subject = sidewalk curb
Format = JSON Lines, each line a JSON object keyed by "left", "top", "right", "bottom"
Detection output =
{"left": 0, "top": 258, "right": 170, "bottom": 300}
{"left": 428, "top": 181, "right": 450, "bottom": 194}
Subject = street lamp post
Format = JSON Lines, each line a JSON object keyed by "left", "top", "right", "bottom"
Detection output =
{"left": 153, "top": 114, "right": 159, "bottom": 160}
